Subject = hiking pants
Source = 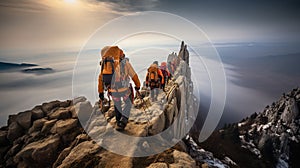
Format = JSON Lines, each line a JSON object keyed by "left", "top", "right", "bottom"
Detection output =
{"left": 150, "top": 88, "right": 159, "bottom": 101}
{"left": 111, "top": 91, "right": 132, "bottom": 122}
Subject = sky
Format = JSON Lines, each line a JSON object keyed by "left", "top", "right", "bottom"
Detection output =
{"left": 0, "top": 0, "right": 300, "bottom": 53}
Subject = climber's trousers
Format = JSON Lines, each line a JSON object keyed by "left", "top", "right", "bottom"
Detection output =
{"left": 113, "top": 95, "right": 132, "bottom": 122}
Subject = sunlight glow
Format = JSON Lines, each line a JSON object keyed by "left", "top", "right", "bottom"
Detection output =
{"left": 64, "top": 0, "right": 77, "bottom": 4}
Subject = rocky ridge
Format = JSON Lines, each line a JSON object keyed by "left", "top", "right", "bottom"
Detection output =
{"left": 0, "top": 42, "right": 230, "bottom": 168}
{"left": 200, "top": 87, "right": 300, "bottom": 168}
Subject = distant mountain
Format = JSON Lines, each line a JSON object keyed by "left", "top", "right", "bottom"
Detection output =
{"left": 22, "top": 67, "right": 54, "bottom": 74}
{"left": 0, "top": 62, "right": 37, "bottom": 71}
{"left": 0, "top": 61, "right": 54, "bottom": 75}
{"left": 200, "top": 87, "right": 300, "bottom": 168}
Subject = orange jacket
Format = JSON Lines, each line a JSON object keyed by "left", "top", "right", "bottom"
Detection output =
{"left": 98, "top": 60, "right": 140, "bottom": 93}
{"left": 145, "top": 67, "right": 164, "bottom": 85}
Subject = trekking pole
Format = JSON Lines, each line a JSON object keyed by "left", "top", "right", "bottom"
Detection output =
{"left": 136, "top": 90, "right": 151, "bottom": 136}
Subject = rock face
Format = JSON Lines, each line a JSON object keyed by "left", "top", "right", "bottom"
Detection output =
{"left": 200, "top": 87, "right": 300, "bottom": 168}
{"left": 1, "top": 42, "right": 222, "bottom": 168}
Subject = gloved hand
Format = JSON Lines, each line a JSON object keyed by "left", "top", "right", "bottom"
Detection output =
{"left": 134, "top": 86, "right": 140, "bottom": 91}
{"left": 99, "top": 93, "right": 104, "bottom": 100}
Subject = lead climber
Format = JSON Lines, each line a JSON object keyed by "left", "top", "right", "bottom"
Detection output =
{"left": 145, "top": 61, "right": 164, "bottom": 101}
{"left": 98, "top": 46, "right": 141, "bottom": 130}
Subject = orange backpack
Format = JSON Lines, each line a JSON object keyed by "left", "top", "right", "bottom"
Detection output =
{"left": 147, "top": 64, "right": 160, "bottom": 88}
{"left": 100, "top": 46, "right": 125, "bottom": 89}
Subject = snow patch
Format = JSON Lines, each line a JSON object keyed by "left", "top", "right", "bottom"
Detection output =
{"left": 262, "top": 122, "right": 272, "bottom": 130}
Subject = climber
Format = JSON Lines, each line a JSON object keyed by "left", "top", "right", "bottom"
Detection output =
{"left": 98, "top": 46, "right": 140, "bottom": 130}
{"left": 145, "top": 61, "right": 164, "bottom": 101}
{"left": 160, "top": 61, "right": 171, "bottom": 91}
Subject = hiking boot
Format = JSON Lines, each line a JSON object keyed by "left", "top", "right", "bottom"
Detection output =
{"left": 116, "top": 117, "right": 128, "bottom": 130}
{"left": 116, "top": 121, "right": 125, "bottom": 131}
{"left": 120, "top": 116, "right": 128, "bottom": 125}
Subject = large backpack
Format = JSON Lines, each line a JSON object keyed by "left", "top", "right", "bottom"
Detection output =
{"left": 147, "top": 64, "right": 160, "bottom": 88}
{"left": 100, "top": 46, "right": 126, "bottom": 90}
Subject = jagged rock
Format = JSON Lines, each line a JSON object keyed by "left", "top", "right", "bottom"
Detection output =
{"left": 14, "top": 135, "right": 60, "bottom": 167}
{"left": 201, "top": 87, "right": 300, "bottom": 168}
{"left": 0, "top": 146, "right": 10, "bottom": 164}
{"left": 281, "top": 98, "right": 299, "bottom": 124}
{"left": 103, "top": 107, "right": 115, "bottom": 121}
{"left": 31, "top": 105, "right": 44, "bottom": 120}
{"left": 49, "top": 107, "right": 71, "bottom": 120}
{"left": 50, "top": 118, "right": 78, "bottom": 135}
{"left": 58, "top": 141, "right": 100, "bottom": 168}
{"left": 75, "top": 101, "right": 93, "bottom": 123}
{"left": 173, "top": 140, "right": 187, "bottom": 153}
{"left": 69, "top": 105, "right": 77, "bottom": 118}
{"left": 42, "top": 100, "right": 61, "bottom": 115}
{"left": 7, "top": 121, "right": 23, "bottom": 141}
{"left": 7, "top": 114, "right": 17, "bottom": 126}
{"left": 41, "top": 119, "right": 57, "bottom": 134}
{"left": 201, "top": 163, "right": 209, "bottom": 168}
{"left": 165, "top": 103, "right": 176, "bottom": 127}
{"left": 28, "top": 118, "right": 48, "bottom": 134}
{"left": 72, "top": 96, "right": 87, "bottom": 105}
{"left": 16, "top": 111, "right": 32, "bottom": 129}
{"left": 61, "top": 128, "right": 81, "bottom": 145}
{"left": 0, "top": 130, "right": 8, "bottom": 146}
{"left": 170, "top": 150, "right": 196, "bottom": 168}
{"left": 60, "top": 100, "right": 72, "bottom": 108}
{"left": 53, "top": 147, "right": 72, "bottom": 168}
{"left": 70, "top": 134, "right": 90, "bottom": 148}
{"left": 147, "top": 162, "right": 168, "bottom": 168}
{"left": 149, "top": 110, "right": 165, "bottom": 135}
{"left": 7, "top": 143, "right": 22, "bottom": 157}
{"left": 88, "top": 126, "right": 106, "bottom": 138}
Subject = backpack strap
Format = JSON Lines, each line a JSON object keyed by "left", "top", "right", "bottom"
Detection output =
{"left": 103, "top": 58, "right": 115, "bottom": 74}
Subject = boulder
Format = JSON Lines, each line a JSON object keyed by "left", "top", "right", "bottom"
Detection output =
{"left": 72, "top": 96, "right": 87, "bottom": 105}
{"left": 0, "top": 130, "right": 8, "bottom": 146}
{"left": 7, "top": 122, "right": 23, "bottom": 141}
{"left": 171, "top": 150, "right": 196, "bottom": 168}
{"left": 58, "top": 141, "right": 100, "bottom": 168}
{"left": 49, "top": 108, "right": 71, "bottom": 120}
{"left": 149, "top": 111, "right": 166, "bottom": 135}
{"left": 53, "top": 147, "right": 72, "bottom": 167}
{"left": 28, "top": 118, "right": 48, "bottom": 134}
{"left": 281, "top": 98, "right": 299, "bottom": 124}
{"left": 75, "top": 101, "right": 93, "bottom": 123}
{"left": 50, "top": 118, "right": 78, "bottom": 135}
{"left": 41, "top": 100, "right": 61, "bottom": 114}
{"left": 88, "top": 126, "right": 106, "bottom": 138}
{"left": 14, "top": 135, "right": 61, "bottom": 166}
{"left": 0, "top": 146, "right": 10, "bottom": 163}
{"left": 16, "top": 111, "right": 32, "bottom": 129}
{"left": 60, "top": 100, "right": 71, "bottom": 108}
{"left": 165, "top": 104, "right": 175, "bottom": 127}
{"left": 61, "top": 128, "right": 81, "bottom": 145}
{"left": 41, "top": 119, "right": 57, "bottom": 134}
{"left": 69, "top": 106, "right": 77, "bottom": 118}
{"left": 31, "top": 105, "right": 44, "bottom": 120}
{"left": 7, "top": 114, "right": 17, "bottom": 126}
{"left": 7, "top": 143, "right": 22, "bottom": 156}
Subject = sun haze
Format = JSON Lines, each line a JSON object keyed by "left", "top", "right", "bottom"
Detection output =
{"left": 64, "top": 0, "right": 77, "bottom": 4}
